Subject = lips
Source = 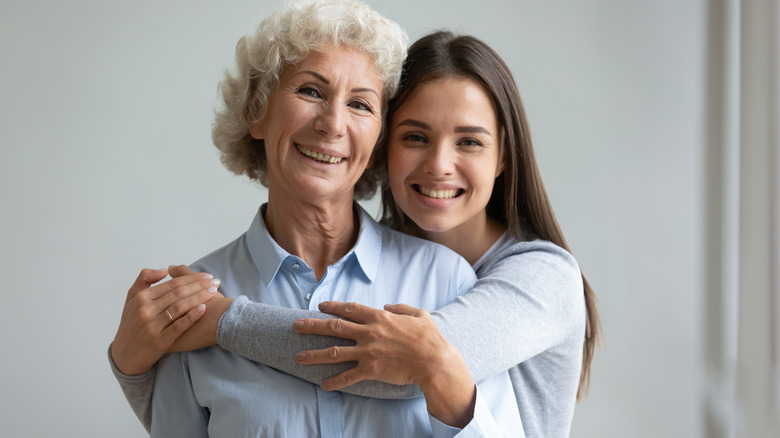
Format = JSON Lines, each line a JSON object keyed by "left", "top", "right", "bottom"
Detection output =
{"left": 414, "top": 185, "right": 463, "bottom": 199}
{"left": 295, "top": 143, "right": 343, "bottom": 164}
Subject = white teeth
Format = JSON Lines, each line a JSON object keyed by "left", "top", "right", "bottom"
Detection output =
{"left": 419, "top": 186, "right": 459, "bottom": 199}
{"left": 296, "top": 144, "right": 342, "bottom": 164}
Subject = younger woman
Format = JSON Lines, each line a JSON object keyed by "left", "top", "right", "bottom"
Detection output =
{"left": 111, "top": 31, "right": 599, "bottom": 438}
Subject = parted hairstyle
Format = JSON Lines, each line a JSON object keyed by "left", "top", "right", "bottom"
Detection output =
{"left": 212, "top": 0, "right": 407, "bottom": 198}
{"left": 379, "top": 31, "right": 601, "bottom": 399}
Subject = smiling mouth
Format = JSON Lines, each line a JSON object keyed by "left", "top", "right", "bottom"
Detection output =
{"left": 415, "top": 185, "right": 463, "bottom": 199}
{"left": 296, "top": 144, "right": 343, "bottom": 164}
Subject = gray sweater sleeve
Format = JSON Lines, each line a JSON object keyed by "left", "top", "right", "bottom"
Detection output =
{"left": 432, "top": 239, "right": 584, "bottom": 382}
{"left": 218, "top": 295, "right": 420, "bottom": 398}
{"left": 218, "top": 240, "right": 582, "bottom": 394}
{"left": 110, "top": 238, "right": 582, "bottom": 433}
{"left": 107, "top": 344, "right": 154, "bottom": 433}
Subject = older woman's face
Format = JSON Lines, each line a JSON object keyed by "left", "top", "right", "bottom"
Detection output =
{"left": 250, "top": 45, "right": 384, "bottom": 203}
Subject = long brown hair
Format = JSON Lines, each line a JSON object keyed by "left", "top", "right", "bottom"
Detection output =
{"left": 379, "top": 31, "right": 600, "bottom": 398}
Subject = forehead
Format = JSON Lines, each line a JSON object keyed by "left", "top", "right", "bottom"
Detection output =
{"left": 281, "top": 45, "right": 384, "bottom": 90}
{"left": 394, "top": 77, "right": 498, "bottom": 127}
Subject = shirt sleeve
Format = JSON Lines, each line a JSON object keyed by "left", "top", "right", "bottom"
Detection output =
{"left": 107, "top": 343, "right": 154, "bottom": 432}
{"left": 150, "top": 352, "right": 209, "bottom": 437}
{"left": 431, "top": 242, "right": 584, "bottom": 382}
{"left": 429, "top": 387, "right": 524, "bottom": 438}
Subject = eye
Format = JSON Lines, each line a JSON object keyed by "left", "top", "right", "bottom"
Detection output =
{"left": 298, "top": 87, "right": 322, "bottom": 98}
{"left": 348, "top": 99, "right": 374, "bottom": 113}
{"left": 458, "top": 138, "right": 484, "bottom": 147}
{"left": 402, "top": 134, "right": 427, "bottom": 144}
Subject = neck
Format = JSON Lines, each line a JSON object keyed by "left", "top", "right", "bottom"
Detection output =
{"left": 265, "top": 193, "right": 359, "bottom": 280}
{"left": 405, "top": 214, "right": 507, "bottom": 266}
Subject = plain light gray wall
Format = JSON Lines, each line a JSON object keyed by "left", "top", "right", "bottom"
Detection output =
{"left": 0, "top": 0, "right": 707, "bottom": 436}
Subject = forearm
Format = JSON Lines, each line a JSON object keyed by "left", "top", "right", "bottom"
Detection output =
{"left": 428, "top": 371, "right": 524, "bottom": 437}
{"left": 108, "top": 344, "right": 154, "bottom": 432}
{"left": 219, "top": 296, "right": 420, "bottom": 398}
{"left": 431, "top": 243, "right": 583, "bottom": 382}
{"left": 418, "top": 344, "right": 475, "bottom": 430}
{"left": 429, "top": 387, "right": 518, "bottom": 438}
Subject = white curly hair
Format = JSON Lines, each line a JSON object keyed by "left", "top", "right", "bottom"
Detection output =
{"left": 212, "top": 0, "right": 407, "bottom": 198}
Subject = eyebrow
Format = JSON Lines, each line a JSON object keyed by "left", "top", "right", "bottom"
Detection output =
{"left": 296, "top": 70, "right": 380, "bottom": 98}
{"left": 395, "top": 118, "right": 492, "bottom": 136}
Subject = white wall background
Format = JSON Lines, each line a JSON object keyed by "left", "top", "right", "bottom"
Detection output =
{"left": 0, "top": 0, "right": 719, "bottom": 436}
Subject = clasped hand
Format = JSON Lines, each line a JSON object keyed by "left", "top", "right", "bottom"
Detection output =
{"left": 292, "top": 301, "right": 460, "bottom": 392}
{"left": 110, "top": 265, "right": 232, "bottom": 376}
{"left": 110, "top": 267, "right": 220, "bottom": 375}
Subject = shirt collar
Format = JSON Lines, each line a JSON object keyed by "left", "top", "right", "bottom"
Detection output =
{"left": 245, "top": 203, "right": 382, "bottom": 288}
{"left": 351, "top": 205, "right": 382, "bottom": 282}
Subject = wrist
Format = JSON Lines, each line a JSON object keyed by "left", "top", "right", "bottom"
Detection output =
{"left": 110, "top": 342, "right": 152, "bottom": 376}
{"left": 417, "top": 342, "right": 476, "bottom": 428}
{"left": 208, "top": 297, "right": 233, "bottom": 344}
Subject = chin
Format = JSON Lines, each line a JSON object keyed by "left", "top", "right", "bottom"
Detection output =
{"left": 413, "top": 220, "right": 453, "bottom": 235}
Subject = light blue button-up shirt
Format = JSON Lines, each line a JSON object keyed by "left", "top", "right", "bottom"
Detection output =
{"left": 151, "top": 204, "right": 523, "bottom": 437}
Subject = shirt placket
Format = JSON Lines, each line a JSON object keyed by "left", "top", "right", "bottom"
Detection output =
{"left": 290, "top": 260, "right": 342, "bottom": 437}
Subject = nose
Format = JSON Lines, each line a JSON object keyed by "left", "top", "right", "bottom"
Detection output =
{"left": 314, "top": 102, "right": 346, "bottom": 140}
{"left": 421, "top": 142, "right": 454, "bottom": 177}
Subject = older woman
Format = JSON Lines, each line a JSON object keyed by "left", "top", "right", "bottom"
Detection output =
{"left": 110, "top": 0, "right": 522, "bottom": 436}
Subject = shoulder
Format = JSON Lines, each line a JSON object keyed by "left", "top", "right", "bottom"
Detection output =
{"left": 371, "top": 223, "right": 476, "bottom": 290}
{"left": 358, "top": 206, "right": 467, "bottom": 265}
{"left": 380, "top": 224, "right": 468, "bottom": 264}
{"left": 494, "top": 238, "right": 580, "bottom": 273}
{"left": 481, "top": 238, "right": 584, "bottom": 309}
{"left": 189, "top": 232, "right": 248, "bottom": 275}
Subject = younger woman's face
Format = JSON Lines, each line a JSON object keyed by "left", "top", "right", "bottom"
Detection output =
{"left": 387, "top": 77, "right": 504, "bottom": 235}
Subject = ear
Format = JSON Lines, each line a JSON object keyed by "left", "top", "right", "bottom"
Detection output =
{"left": 495, "top": 152, "right": 506, "bottom": 178}
{"left": 495, "top": 130, "right": 506, "bottom": 178}
{"left": 249, "top": 120, "right": 264, "bottom": 140}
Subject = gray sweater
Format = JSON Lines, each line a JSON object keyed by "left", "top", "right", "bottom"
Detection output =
{"left": 110, "top": 235, "right": 585, "bottom": 437}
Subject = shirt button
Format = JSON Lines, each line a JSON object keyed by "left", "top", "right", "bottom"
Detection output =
{"left": 292, "top": 262, "right": 300, "bottom": 269}
{"left": 305, "top": 293, "right": 312, "bottom": 301}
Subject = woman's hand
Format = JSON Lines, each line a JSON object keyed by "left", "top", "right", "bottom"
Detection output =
{"left": 110, "top": 268, "right": 220, "bottom": 376}
{"left": 166, "top": 265, "right": 234, "bottom": 352}
{"left": 293, "top": 301, "right": 476, "bottom": 427}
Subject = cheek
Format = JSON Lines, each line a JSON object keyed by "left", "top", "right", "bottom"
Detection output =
{"left": 387, "top": 145, "right": 409, "bottom": 176}
{"left": 386, "top": 146, "right": 409, "bottom": 190}
{"left": 468, "top": 160, "right": 498, "bottom": 195}
{"left": 356, "top": 119, "right": 383, "bottom": 151}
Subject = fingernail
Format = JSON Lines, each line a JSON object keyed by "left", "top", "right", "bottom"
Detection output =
{"left": 207, "top": 286, "right": 218, "bottom": 294}
{"left": 196, "top": 304, "right": 206, "bottom": 313}
{"left": 295, "top": 351, "right": 306, "bottom": 362}
{"left": 156, "top": 268, "right": 167, "bottom": 273}
{"left": 201, "top": 273, "right": 214, "bottom": 279}
{"left": 211, "top": 279, "right": 221, "bottom": 286}
{"left": 293, "top": 320, "right": 304, "bottom": 330}
{"left": 318, "top": 302, "right": 329, "bottom": 311}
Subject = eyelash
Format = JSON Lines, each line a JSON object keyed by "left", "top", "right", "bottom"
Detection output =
{"left": 349, "top": 100, "right": 374, "bottom": 113}
{"left": 458, "top": 139, "right": 483, "bottom": 147}
{"left": 298, "top": 86, "right": 321, "bottom": 98}
{"left": 403, "top": 134, "right": 427, "bottom": 143}
{"left": 401, "top": 134, "right": 484, "bottom": 148}
{"left": 298, "top": 87, "right": 374, "bottom": 114}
